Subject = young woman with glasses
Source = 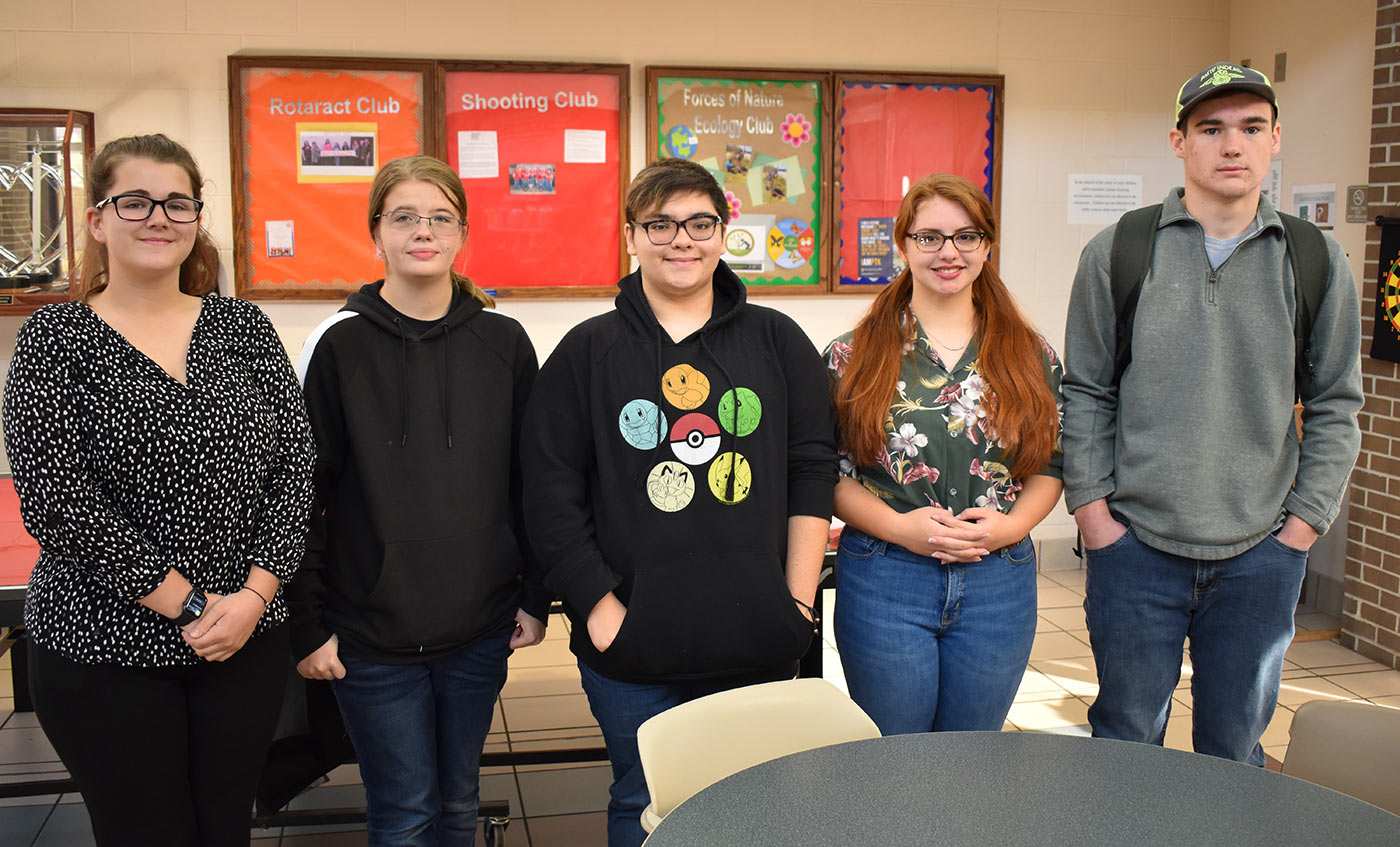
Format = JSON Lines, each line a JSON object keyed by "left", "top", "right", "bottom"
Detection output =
{"left": 825, "top": 173, "right": 1063, "bottom": 735}
{"left": 2, "top": 133, "right": 314, "bottom": 845}
{"left": 289, "top": 155, "right": 548, "bottom": 845}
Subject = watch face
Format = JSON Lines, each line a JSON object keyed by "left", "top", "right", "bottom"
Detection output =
{"left": 185, "top": 590, "right": 207, "bottom": 618}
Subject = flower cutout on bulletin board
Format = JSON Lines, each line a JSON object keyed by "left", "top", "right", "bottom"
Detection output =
{"left": 724, "top": 191, "right": 742, "bottom": 221}
{"left": 779, "top": 113, "right": 812, "bottom": 147}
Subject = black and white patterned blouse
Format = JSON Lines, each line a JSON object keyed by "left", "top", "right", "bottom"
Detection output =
{"left": 2, "top": 295, "right": 314, "bottom": 667}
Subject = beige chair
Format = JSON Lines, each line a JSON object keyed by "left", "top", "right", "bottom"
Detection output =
{"left": 636, "top": 678, "right": 880, "bottom": 833}
{"left": 1282, "top": 698, "right": 1400, "bottom": 815}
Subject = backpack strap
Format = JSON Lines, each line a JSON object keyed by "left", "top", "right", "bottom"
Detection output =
{"left": 1108, "top": 204, "right": 1163, "bottom": 386}
{"left": 1276, "top": 211, "right": 1329, "bottom": 399}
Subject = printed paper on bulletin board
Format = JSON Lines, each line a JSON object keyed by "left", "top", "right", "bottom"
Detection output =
{"left": 233, "top": 63, "right": 427, "bottom": 298}
{"left": 653, "top": 75, "right": 822, "bottom": 289}
{"left": 835, "top": 80, "right": 1000, "bottom": 289}
{"left": 444, "top": 69, "right": 624, "bottom": 294}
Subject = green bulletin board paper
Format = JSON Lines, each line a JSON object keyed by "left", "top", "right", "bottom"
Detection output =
{"left": 655, "top": 76, "right": 821, "bottom": 288}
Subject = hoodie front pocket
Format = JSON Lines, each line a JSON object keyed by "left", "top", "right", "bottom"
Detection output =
{"left": 606, "top": 550, "right": 813, "bottom": 678}
{"left": 364, "top": 523, "right": 522, "bottom": 652}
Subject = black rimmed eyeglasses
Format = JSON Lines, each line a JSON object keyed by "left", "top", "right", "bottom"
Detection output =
{"left": 632, "top": 214, "right": 723, "bottom": 245}
{"left": 908, "top": 230, "right": 987, "bottom": 253}
{"left": 95, "top": 194, "right": 204, "bottom": 223}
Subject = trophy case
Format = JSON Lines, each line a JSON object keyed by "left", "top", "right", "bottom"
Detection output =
{"left": 0, "top": 109, "right": 94, "bottom": 315}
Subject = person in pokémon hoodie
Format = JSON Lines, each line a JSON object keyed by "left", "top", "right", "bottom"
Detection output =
{"left": 522, "top": 158, "right": 837, "bottom": 847}
{"left": 289, "top": 155, "right": 549, "bottom": 846}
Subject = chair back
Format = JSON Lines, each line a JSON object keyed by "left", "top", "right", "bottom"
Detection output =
{"left": 636, "top": 678, "right": 879, "bottom": 830}
{"left": 1282, "top": 699, "right": 1400, "bottom": 815}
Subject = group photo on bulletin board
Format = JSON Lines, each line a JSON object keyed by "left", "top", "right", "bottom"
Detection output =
{"left": 227, "top": 56, "right": 1002, "bottom": 299}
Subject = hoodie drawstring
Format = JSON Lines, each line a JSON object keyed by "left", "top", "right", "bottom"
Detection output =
{"left": 443, "top": 323, "right": 454, "bottom": 449}
{"left": 394, "top": 318, "right": 409, "bottom": 447}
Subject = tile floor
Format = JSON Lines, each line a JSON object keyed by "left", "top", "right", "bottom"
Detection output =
{"left": 2, "top": 563, "right": 1399, "bottom": 846}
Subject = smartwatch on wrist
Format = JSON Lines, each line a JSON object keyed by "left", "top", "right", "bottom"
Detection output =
{"left": 173, "top": 588, "right": 208, "bottom": 627}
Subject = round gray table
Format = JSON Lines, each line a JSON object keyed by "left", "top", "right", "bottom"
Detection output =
{"left": 642, "top": 731, "right": 1400, "bottom": 846}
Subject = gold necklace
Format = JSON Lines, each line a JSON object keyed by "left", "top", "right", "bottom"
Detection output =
{"left": 924, "top": 328, "right": 972, "bottom": 351}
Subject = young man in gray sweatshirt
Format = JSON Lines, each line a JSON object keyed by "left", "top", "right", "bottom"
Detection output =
{"left": 1061, "top": 62, "right": 1361, "bottom": 764}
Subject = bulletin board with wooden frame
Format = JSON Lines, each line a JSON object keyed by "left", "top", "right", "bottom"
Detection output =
{"left": 437, "top": 61, "right": 629, "bottom": 298}
{"left": 831, "top": 72, "right": 1004, "bottom": 293}
{"left": 646, "top": 66, "right": 831, "bottom": 296}
{"left": 228, "top": 56, "right": 437, "bottom": 300}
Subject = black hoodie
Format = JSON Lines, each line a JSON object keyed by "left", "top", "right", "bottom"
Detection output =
{"left": 288, "top": 282, "right": 548, "bottom": 665}
{"left": 521, "top": 264, "right": 837, "bottom": 683}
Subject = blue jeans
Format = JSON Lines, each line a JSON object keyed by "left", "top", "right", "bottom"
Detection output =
{"left": 333, "top": 625, "right": 513, "bottom": 847}
{"left": 578, "top": 661, "right": 790, "bottom": 847}
{"left": 834, "top": 528, "right": 1038, "bottom": 735}
{"left": 1083, "top": 525, "right": 1307, "bottom": 765}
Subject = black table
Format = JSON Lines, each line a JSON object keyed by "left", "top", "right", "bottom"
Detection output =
{"left": 643, "top": 731, "right": 1400, "bottom": 846}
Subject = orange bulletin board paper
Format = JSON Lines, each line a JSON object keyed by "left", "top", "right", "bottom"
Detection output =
{"left": 232, "top": 59, "right": 431, "bottom": 299}
{"left": 443, "top": 66, "right": 626, "bottom": 296}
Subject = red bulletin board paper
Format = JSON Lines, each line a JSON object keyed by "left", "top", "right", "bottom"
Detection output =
{"left": 445, "top": 71, "right": 621, "bottom": 292}
{"left": 838, "top": 84, "right": 994, "bottom": 286}
{"left": 0, "top": 479, "right": 38, "bottom": 587}
{"left": 240, "top": 69, "right": 425, "bottom": 296}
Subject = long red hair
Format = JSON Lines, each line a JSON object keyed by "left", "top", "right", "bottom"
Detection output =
{"left": 834, "top": 174, "right": 1058, "bottom": 481}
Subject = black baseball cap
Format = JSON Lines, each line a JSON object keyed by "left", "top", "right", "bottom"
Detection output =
{"left": 1175, "top": 62, "right": 1278, "bottom": 127}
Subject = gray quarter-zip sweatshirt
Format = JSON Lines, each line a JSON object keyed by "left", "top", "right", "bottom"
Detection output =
{"left": 1062, "top": 188, "right": 1362, "bottom": 559}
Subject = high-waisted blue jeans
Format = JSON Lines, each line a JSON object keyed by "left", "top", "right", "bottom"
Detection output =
{"left": 834, "top": 527, "right": 1038, "bottom": 735}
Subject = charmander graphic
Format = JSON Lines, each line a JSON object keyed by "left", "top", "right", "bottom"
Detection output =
{"left": 646, "top": 461, "right": 695, "bottom": 512}
{"left": 618, "top": 398, "right": 667, "bottom": 450}
{"left": 716, "top": 387, "right": 762, "bottom": 436}
{"left": 708, "top": 451, "right": 752, "bottom": 505}
{"left": 661, "top": 364, "right": 710, "bottom": 410}
{"left": 669, "top": 413, "right": 721, "bottom": 465}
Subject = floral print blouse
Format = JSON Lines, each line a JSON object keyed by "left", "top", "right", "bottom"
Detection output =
{"left": 825, "top": 320, "right": 1064, "bottom": 516}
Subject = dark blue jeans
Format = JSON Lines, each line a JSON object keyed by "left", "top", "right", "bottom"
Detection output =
{"left": 333, "top": 625, "right": 512, "bottom": 847}
{"left": 1084, "top": 526, "right": 1307, "bottom": 765}
{"left": 833, "top": 528, "right": 1038, "bottom": 735}
{"left": 577, "top": 661, "right": 790, "bottom": 847}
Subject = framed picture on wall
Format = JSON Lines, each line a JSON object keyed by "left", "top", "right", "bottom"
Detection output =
{"left": 831, "top": 73, "right": 1003, "bottom": 292}
{"left": 438, "top": 61, "right": 628, "bottom": 297}
{"left": 229, "top": 56, "right": 436, "bottom": 300}
{"left": 646, "top": 67, "right": 829, "bottom": 295}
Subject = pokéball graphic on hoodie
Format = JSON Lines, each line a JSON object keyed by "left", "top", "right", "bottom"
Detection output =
{"left": 669, "top": 412, "right": 721, "bottom": 465}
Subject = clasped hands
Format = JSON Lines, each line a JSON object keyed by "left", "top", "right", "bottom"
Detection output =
{"left": 181, "top": 589, "right": 265, "bottom": 662}
{"left": 894, "top": 505, "right": 1023, "bottom": 562}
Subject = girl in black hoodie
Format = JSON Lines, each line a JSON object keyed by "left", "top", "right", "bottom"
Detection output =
{"left": 289, "top": 155, "right": 548, "bottom": 846}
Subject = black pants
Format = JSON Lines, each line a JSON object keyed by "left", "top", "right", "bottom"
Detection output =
{"left": 28, "top": 625, "right": 289, "bottom": 847}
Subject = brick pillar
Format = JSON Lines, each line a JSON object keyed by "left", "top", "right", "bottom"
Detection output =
{"left": 1343, "top": 0, "right": 1400, "bottom": 669}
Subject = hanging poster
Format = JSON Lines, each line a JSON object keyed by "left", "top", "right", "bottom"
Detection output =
{"left": 230, "top": 57, "right": 433, "bottom": 299}
{"left": 832, "top": 74, "right": 1003, "bottom": 291}
{"left": 1373, "top": 221, "right": 1400, "bottom": 364}
{"left": 648, "top": 68, "right": 826, "bottom": 292}
{"left": 442, "top": 63, "right": 628, "bottom": 296}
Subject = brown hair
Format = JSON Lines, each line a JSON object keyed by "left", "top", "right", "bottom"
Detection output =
{"left": 368, "top": 155, "right": 493, "bottom": 308}
{"left": 625, "top": 158, "right": 728, "bottom": 223}
{"left": 79, "top": 134, "right": 220, "bottom": 301}
{"left": 834, "top": 174, "right": 1058, "bottom": 480}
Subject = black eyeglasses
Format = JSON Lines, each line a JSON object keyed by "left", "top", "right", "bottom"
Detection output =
{"left": 95, "top": 194, "right": 204, "bottom": 223}
{"left": 908, "top": 231, "right": 987, "bottom": 253}
{"left": 632, "top": 214, "right": 723, "bottom": 245}
{"left": 374, "top": 210, "right": 467, "bottom": 238}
